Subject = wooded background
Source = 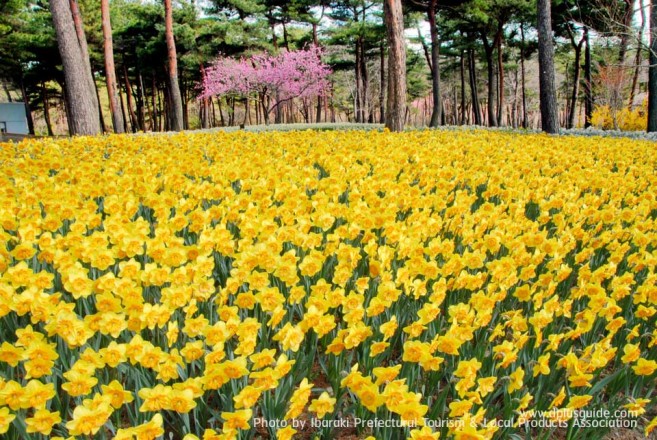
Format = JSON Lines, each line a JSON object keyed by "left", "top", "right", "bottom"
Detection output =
{"left": 0, "top": 0, "right": 653, "bottom": 134}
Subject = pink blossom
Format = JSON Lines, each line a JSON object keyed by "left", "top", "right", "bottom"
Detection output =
{"left": 200, "top": 46, "right": 332, "bottom": 120}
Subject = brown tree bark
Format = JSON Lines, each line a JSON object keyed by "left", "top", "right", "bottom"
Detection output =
{"left": 460, "top": 49, "right": 466, "bottom": 125}
{"left": 384, "top": 0, "right": 406, "bottom": 131}
{"left": 584, "top": 27, "right": 593, "bottom": 127}
{"left": 92, "top": 76, "right": 107, "bottom": 133}
{"left": 164, "top": 0, "right": 184, "bottom": 131}
{"left": 619, "top": 0, "right": 634, "bottom": 64}
{"left": 181, "top": 76, "right": 189, "bottom": 129}
{"left": 200, "top": 64, "right": 210, "bottom": 129}
{"left": 648, "top": 0, "right": 657, "bottom": 131}
{"left": 481, "top": 35, "right": 498, "bottom": 126}
{"left": 217, "top": 96, "right": 225, "bottom": 126}
{"left": 136, "top": 68, "right": 146, "bottom": 130}
{"left": 49, "top": 0, "right": 100, "bottom": 135}
{"left": 629, "top": 0, "right": 646, "bottom": 107}
{"left": 361, "top": 39, "right": 370, "bottom": 122}
{"left": 496, "top": 24, "right": 504, "bottom": 126}
{"left": 380, "top": 42, "right": 385, "bottom": 123}
{"left": 468, "top": 48, "right": 482, "bottom": 125}
{"left": 42, "top": 82, "right": 54, "bottom": 136}
{"left": 537, "top": 0, "right": 559, "bottom": 133}
{"left": 123, "top": 65, "right": 139, "bottom": 132}
{"left": 355, "top": 33, "right": 363, "bottom": 122}
{"left": 20, "top": 76, "right": 35, "bottom": 135}
{"left": 312, "top": 22, "right": 322, "bottom": 123}
{"left": 282, "top": 21, "right": 290, "bottom": 50}
{"left": 428, "top": 0, "right": 442, "bottom": 127}
{"left": 566, "top": 30, "right": 585, "bottom": 129}
{"left": 211, "top": 96, "right": 216, "bottom": 127}
{"left": 69, "top": 0, "right": 102, "bottom": 130}
{"left": 521, "top": 25, "right": 528, "bottom": 128}
{"left": 151, "top": 74, "right": 158, "bottom": 131}
{"left": 61, "top": 81, "right": 72, "bottom": 135}
{"left": 566, "top": 38, "right": 584, "bottom": 128}
{"left": 101, "top": 0, "right": 124, "bottom": 133}
{"left": 512, "top": 65, "right": 519, "bottom": 127}
{"left": 118, "top": 78, "right": 129, "bottom": 132}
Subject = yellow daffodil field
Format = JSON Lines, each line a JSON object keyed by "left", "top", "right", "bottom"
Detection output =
{"left": 0, "top": 129, "right": 656, "bottom": 440}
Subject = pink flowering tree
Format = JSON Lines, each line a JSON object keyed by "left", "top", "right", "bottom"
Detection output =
{"left": 200, "top": 46, "right": 332, "bottom": 125}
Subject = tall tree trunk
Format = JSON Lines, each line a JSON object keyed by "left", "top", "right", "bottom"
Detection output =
{"left": 61, "top": 81, "right": 72, "bottom": 135}
{"left": 452, "top": 86, "right": 457, "bottom": 124}
{"left": 274, "top": 92, "right": 282, "bottom": 124}
{"left": 20, "top": 77, "right": 35, "bottom": 135}
{"left": 69, "top": 0, "right": 101, "bottom": 126}
{"left": 521, "top": 24, "right": 528, "bottom": 128}
{"left": 648, "top": 0, "right": 657, "bottom": 131}
{"left": 210, "top": 96, "right": 216, "bottom": 127}
{"left": 584, "top": 27, "right": 593, "bottom": 127}
{"left": 428, "top": 0, "right": 442, "bottom": 127}
{"left": 512, "top": 65, "right": 519, "bottom": 128}
{"left": 118, "top": 77, "right": 129, "bottom": 132}
{"left": 380, "top": 42, "right": 385, "bottom": 123}
{"left": 629, "top": 0, "right": 646, "bottom": 107}
{"left": 355, "top": 34, "right": 363, "bottom": 123}
{"left": 42, "top": 82, "right": 54, "bottom": 136}
{"left": 123, "top": 65, "right": 139, "bottom": 132}
{"left": 136, "top": 68, "right": 146, "bottom": 130}
{"left": 229, "top": 97, "right": 235, "bottom": 126}
{"left": 200, "top": 65, "right": 210, "bottom": 129}
{"left": 151, "top": 74, "right": 158, "bottom": 131}
{"left": 537, "top": 0, "right": 559, "bottom": 133}
{"left": 260, "top": 93, "right": 268, "bottom": 125}
{"left": 92, "top": 76, "right": 107, "bottom": 133}
{"left": 566, "top": 26, "right": 585, "bottom": 129}
{"left": 563, "top": 60, "right": 570, "bottom": 126}
{"left": 164, "top": 0, "right": 184, "bottom": 131}
{"left": 312, "top": 23, "right": 322, "bottom": 123}
{"left": 270, "top": 21, "right": 278, "bottom": 50}
{"left": 101, "top": 0, "right": 124, "bottom": 133}
{"left": 157, "top": 86, "right": 164, "bottom": 131}
{"left": 496, "top": 24, "right": 505, "bottom": 125}
{"left": 482, "top": 36, "right": 498, "bottom": 127}
{"left": 384, "top": 0, "right": 406, "bottom": 131}
{"left": 181, "top": 75, "right": 189, "bottom": 129}
{"left": 330, "top": 88, "right": 336, "bottom": 122}
{"left": 243, "top": 97, "right": 250, "bottom": 126}
{"left": 163, "top": 86, "right": 170, "bottom": 130}
{"left": 69, "top": 0, "right": 89, "bottom": 62}
{"left": 468, "top": 48, "right": 482, "bottom": 125}
{"left": 217, "top": 96, "right": 225, "bottom": 126}
{"left": 361, "top": 38, "right": 370, "bottom": 122}
{"left": 143, "top": 76, "right": 154, "bottom": 131}
{"left": 50, "top": 0, "right": 100, "bottom": 135}
{"left": 618, "top": 0, "right": 634, "bottom": 64}
{"left": 282, "top": 22, "right": 290, "bottom": 50}
{"left": 567, "top": 33, "right": 585, "bottom": 129}
{"left": 460, "top": 49, "right": 466, "bottom": 125}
